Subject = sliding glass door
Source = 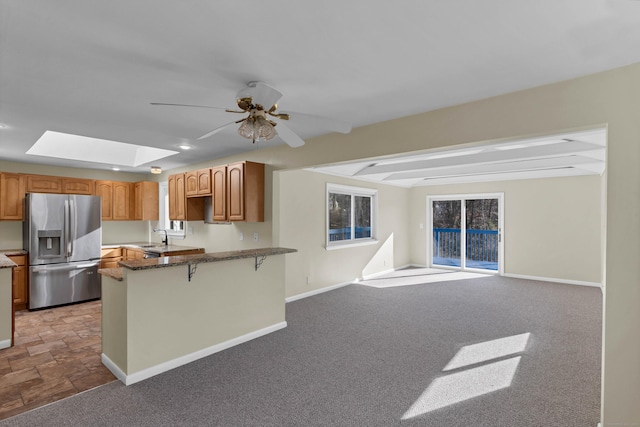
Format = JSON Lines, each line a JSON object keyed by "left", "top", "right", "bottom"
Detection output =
{"left": 430, "top": 194, "right": 503, "bottom": 273}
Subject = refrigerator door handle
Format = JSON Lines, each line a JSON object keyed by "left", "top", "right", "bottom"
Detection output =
{"left": 69, "top": 198, "right": 75, "bottom": 257}
{"left": 31, "top": 261, "right": 100, "bottom": 273}
{"left": 64, "top": 199, "right": 71, "bottom": 257}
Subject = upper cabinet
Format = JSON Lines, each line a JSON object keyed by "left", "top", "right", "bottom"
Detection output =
{"left": 61, "top": 178, "right": 94, "bottom": 195}
{"left": 185, "top": 168, "right": 212, "bottom": 197}
{"left": 95, "top": 180, "right": 158, "bottom": 221}
{"left": 25, "top": 174, "right": 62, "bottom": 193}
{"left": 205, "top": 161, "right": 265, "bottom": 223}
{"left": 134, "top": 181, "right": 159, "bottom": 220}
{"left": 0, "top": 173, "right": 25, "bottom": 220}
{"left": 169, "top": 172, "right": 204, "bottom": 221}
{"left": 1, "top": 171, "right": 156, "bottom": 222}
{"left": 227, "top": 161, "right": 264, "bottom": 222}
{"left": 112, "top": 181, "right": 132, "bottom": 220}
{"left": 95, "top": 180, "right": 114, "bottom": 220}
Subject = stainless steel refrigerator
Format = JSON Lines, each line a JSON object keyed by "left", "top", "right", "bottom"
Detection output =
{"left": 23, "top": 193, "right": 102, "bottom": 309}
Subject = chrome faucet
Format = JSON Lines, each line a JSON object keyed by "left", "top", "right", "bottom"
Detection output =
{"left": 153, "top": 228, "right": 169, "bottom": 246}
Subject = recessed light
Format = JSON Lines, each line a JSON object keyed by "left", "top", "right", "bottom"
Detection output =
{"left": 177, "top": 143, "right": 193, "bottom": 150}
{"left": 0, "top": 123, "right": 7, "bottom": 129}
{"left": 150, "top": 166, "right": 162, "bottom": 174}
{"left": 112, "top": 167, "right": 120, "bottom": 171}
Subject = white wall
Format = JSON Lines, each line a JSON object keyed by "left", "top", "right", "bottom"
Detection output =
{"left": 409, "top": 175, "right": 603, "bottom": 285}
{"left": 275, "top": 169, "right": 411, "bottom": 298}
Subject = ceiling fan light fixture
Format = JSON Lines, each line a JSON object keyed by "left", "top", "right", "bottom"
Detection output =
{"left": 237, "top": 110, "right": 277, "bottom": 143}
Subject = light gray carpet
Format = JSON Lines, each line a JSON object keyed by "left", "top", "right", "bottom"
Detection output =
{"left": 1, "top": 272, "right": 601, "bottom": 426}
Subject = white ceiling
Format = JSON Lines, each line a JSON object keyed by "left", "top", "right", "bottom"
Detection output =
{"left": 1, "top": 1, "right": 639, "bottom": 174}
{"left": 309, "top": 128, "right": 606, "bottom": 187}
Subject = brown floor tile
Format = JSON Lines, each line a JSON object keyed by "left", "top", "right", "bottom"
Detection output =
{"left": 0, "top": 301, "right": 113, "bottom": 421}
{"left": 26, "top": 340, "right": 68, "bottom": 356}
{"left": 0, "top": 367, "right": 40, "bottom": 389}
{"left": 0, "top": 346, "right": 28, "bottom": 360}
{"left": 36, "top": 359, "right": 91, "bottom": 381}
{"left": 8, "top": 352, "right": 54, "bottom": 371}
{"left": 13, "top": 334, "right": 44, "bottom": 346}
{"left": 71, "top": 370, "right": 116, "bottom": 392}
{"left": 21, "top": 376, "right": 75, "bottom": 405}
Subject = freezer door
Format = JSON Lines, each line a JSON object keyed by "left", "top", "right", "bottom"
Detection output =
{"left": 25, "top": 193, "right": 68, "bottom": 265}
{"left": 68, "top": 195, "right": 102, "bottom": 262}
{"left": 29, "top": 261, "right": 101, "bottom": 309}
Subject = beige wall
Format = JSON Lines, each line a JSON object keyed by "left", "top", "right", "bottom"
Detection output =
{"left": 275, "top": 169, "right": 411, "bottom": 298}
{"left": 409, "top": 175, "right": 603, "bottom": 284}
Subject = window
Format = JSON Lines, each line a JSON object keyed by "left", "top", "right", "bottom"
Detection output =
{"left": 327, "top": 184, "right": 377, "bottom": 248}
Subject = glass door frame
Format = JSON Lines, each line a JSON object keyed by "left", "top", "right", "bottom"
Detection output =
{"left": 427, "top": 193, "right": 504, "bottom": 274}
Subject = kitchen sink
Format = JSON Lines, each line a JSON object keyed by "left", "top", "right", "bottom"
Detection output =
{"left": 139, "top": 244, "right": 160, "bottom": 248}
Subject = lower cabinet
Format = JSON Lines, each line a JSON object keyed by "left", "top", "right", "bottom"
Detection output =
{"left": 100, "top": 247, "right": 123, "bottom": 268}
{"left": 8, "top": 255, "right": 27, "bottom": 311}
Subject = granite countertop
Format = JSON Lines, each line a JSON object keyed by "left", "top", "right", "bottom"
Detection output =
{"left": 99, "top": 267, "right": 123, "bottom": 281}
{"left": 0, "top": 255, "right": 17, "bottom": 269}
{"left": 116, "top": 247, "right": 297, "bottom": 271}
{"left": 0, "top": 249, "right": 26, "bottom": 269}
{"left": 0, "top": 249, "right": 28, "bottom": 256}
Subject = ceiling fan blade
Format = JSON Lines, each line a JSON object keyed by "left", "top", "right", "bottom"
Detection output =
{"left": 196, "top": 120, "right": 239, "bottom": 140}
{"left": 150, "top": 102, "right": 227, "bottom": 111}
{"left": 274, "top": 122, "right": 305, "bottom": 148}
{"left": 280, "top": 111, "right": 352, "bottom": 134}
{"left": 237, "top": 81, "right": 283, "bottom": 109}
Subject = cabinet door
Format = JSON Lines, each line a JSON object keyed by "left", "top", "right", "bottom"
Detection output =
{"left": 62, "top": 178, "right": 94, "bottom": 195}
{"left": 112, "top": 181, "right": 132, "bottom": 220}
{"left": 185, "top": 171, "right": 199, "bottom": 196}
{"left": 227, "top": 162, "right": 245, "bottom": 221}
{"left": 8, "top": 255, "right": 27, "bottom": 310}
{"left": 197, "top": 168, "right": 212, "bottom": 195}
{"left": 25, "top": 174, "right": 62, "bottom": 193}
{"left": 134, "top": 181, "right": 159, "bottom": 220}
{"left": 168, "top": 173, "right": 186, "bottom": 220}
{"left": 211, "top": 166, "right": 227, "bottom": 221}
{"left": 0, "top": 173, "right": 25, "bottom": 220}
{"left": 95, "top": 180, "right": 113, "bottom": 220}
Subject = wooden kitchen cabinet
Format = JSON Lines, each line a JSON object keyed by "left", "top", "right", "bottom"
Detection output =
{"left": 8, "top": 254, "right": 27, "bottom": 311}
{"left": 185, "top": 168, "right": 212, "bottom": 197}
{"left": 101, "top": 247, "right": 123, "bottom": 268}
{"left": 95, "top": 180, "right": 114, "bottom": 220}
{"left": 96, "top": 180, "right": 129, "bottom": 220}
{"left": 211, "top": 165, "right": 227, "bottom": 222}
{"left": 61, "top": 178, "right": 95, "bottom": 195}
{"left": 25, "top": 174, "right": 62, "bottom": 193}
{"left": 112, "top": 181, "right": 133, "bottom": 220}
{"left": 0, "top": 172, "right": 25, "bottom": 220}
{"left": 124, "top": 247, "right": 145, "bottom": 261}
{"left": 168, "top": 173, "right": 203, "bottom": 221}
{"left": 134, "top": 181, "right": 159, "bottom": 220}
{"left": 227, "top": 161, "right": 264, "bottom": 222}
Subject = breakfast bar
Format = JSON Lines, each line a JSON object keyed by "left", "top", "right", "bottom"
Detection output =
{"left": 99, "top": 247, "right": 296, "bottom": 385}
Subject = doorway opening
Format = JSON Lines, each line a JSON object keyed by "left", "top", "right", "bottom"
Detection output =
{"left": 428, "top": 193, "right": 504, "bottom": 274}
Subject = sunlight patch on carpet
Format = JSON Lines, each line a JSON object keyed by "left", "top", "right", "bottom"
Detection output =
{"left": 444, "top": 333, "right": 530, "bottom": 371}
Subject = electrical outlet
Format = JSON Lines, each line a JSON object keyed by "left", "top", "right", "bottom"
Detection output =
{"left": 239, "top": 232, "right": 244, "bottom": 241}
{"left": 419, "top": 223, "right": 424, "bottom": 229}
{"left": 188, "top": 227, "right": 193, "bottom": 235}
{"left": 253, "top": 232, "right": 259, "bottom": 241}
{"left": 306, "top": 276, "right": 311, "bottom": 285}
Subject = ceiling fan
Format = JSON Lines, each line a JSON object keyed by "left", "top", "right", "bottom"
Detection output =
{"left": 151, "top": 81, "right": 352, "bottom": 148}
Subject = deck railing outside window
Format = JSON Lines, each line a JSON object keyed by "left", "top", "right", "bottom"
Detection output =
{"left": 433, "top": 228, "right": 499, "bottom": 267}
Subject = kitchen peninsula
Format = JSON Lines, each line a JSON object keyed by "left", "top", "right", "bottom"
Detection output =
{"left": 99, "top": 247, "right": 296, "bottom": 385}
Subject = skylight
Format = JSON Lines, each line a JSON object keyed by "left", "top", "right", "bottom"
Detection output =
{"left": 27, "top": 131, "right": 178, "bottom": 167}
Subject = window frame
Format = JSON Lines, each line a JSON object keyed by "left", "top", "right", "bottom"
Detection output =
{"left": 326, "top": 183, "right": 378, "bottom": 250}
{"left": 158, "top": 182, "right": 186, "bottom": 238}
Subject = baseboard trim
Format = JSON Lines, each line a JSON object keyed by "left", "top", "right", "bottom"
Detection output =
{"left": 286, "top": 281, "right": 352, "bottom": 303}
{"left": 0, "top": 339, "right": 11, "bottom": 350}
{"left": 503, "top": 273, "right": 602, "bottom": 289}
{"left": 102, "top": 321, "right": 287, "bottom": 386}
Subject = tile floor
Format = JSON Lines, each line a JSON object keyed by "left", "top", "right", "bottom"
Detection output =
{"left": 0, "top": 300, "right": 115, "bottom": 420}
